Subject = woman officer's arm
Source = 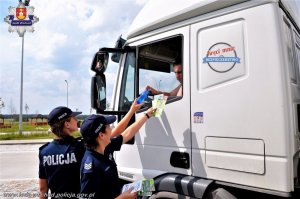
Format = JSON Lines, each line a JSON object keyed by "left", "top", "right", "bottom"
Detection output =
{"left": 111, "top": 99, "right": 143, "bottom": 138}
{"left": 39, "top": 178, "right": 48, "bottom": 199}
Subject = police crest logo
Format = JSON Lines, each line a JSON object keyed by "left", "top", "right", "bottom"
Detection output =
{"left": 16, "top": 7, "right": 26, "bottom": 20}
{"left": 4, "top": 1, "right": 39, "bottom": 37}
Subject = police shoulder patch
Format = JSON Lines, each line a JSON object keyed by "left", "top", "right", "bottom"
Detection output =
{"left": 83, "top": 156, "right": 93, "bottom": 173}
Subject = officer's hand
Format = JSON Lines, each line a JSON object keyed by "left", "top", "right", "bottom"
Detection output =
{"left": 116, "top": 188, "right": 138, "bottom": 199}
{"left": 146, "top": 107, "right": 157, "bottom": 118}
{"left": 130, "top": 99, "right": 144, "bottom": 112}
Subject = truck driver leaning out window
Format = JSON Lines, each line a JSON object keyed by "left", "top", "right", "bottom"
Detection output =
{"left": 146, "top": 62, "right": 183, "bottom": 97}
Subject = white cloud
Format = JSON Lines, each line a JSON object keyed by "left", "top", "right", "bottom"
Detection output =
{"left": 27, "top": 31, "right": 68, "bottom": 60}
{"left": 78, "top": 4, "right": 105, "bottom": 31}
{"left": 135, "top": 0, "right": 149, "bottom": 5}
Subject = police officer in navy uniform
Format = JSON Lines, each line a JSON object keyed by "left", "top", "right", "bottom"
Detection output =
{"left": 39, "top": 106, "right": 84, "bottom": 199}
{"left": 39, "top": 101, "right": 144, "bottom": 199}
{"left": 80, "top": 107, "right": 155, "bottom": 199}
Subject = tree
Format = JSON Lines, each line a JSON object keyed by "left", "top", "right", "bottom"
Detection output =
{"left": 0, "top": 98, "right": 4, "bottom": 114}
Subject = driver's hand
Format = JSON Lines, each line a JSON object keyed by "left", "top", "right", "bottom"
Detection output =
{"left": 130, "top": 99, "right": 144, "bottom": 112}
{"left": 146, "top": 85, "right": 158, "bottom": 95}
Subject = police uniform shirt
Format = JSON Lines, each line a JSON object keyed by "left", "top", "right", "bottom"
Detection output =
{"left": 39, "top": 136, "right": 85, "bottom": 198}
{"left": 80, "top": 135, "right": 123, "bottom": 199}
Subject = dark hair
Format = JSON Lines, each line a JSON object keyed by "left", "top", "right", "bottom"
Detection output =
{"left": 174, "top": 57, "right": 182, "bottom": 66}
{"left": 173, "top": 61, "right": 182, "bottom": 68}
{"left": 84, "top": 137, "right": 99, "bottom": 150}
{"left": 84, "top": 125, "right": 106, "bottom": 150}
{"left": 50, "top": 117, "right": 71, "bottom": 138}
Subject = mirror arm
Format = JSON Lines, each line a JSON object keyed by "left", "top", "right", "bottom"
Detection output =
{"left": 99, "top": 46, "right": 135, "bottom": 53}
{"left": 96, "top": 109, "right": 128, "bottom": 115}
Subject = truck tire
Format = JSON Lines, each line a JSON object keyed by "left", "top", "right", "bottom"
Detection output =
{"left": 149, "top": 191, "right": 196, "bottom": 199}
{"left": 209, "top": 188, "right": 237, "bottom": 199}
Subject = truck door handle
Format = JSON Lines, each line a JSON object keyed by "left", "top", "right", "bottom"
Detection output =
{"left": 170, "top": 152, "right": 190, "bottom": 169}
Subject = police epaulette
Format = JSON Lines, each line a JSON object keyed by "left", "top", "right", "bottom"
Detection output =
{"left": 39, "top": 142, "right": 49, "bottom": 150}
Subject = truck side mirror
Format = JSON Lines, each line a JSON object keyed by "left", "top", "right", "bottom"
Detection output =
{"left": 91, "top": 74, "right": 107, "bottom": 111}
{"left": 91, "top": 52, "right": 109, "bottom": 73}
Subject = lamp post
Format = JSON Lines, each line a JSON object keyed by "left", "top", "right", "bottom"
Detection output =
{"left": 5, "top": 2, "right": 39, "bottom": 134}
{"left": 65, "top": 80, "right": 68, "bottom": 107}
{"left": 156, "top": 79, "right": 162, "bottom": 91}
{"left": 19, "top": 35, "right": 24, "bottom": 134}
{"left": 158, "top": 80, "right": 162, "bottom": 90}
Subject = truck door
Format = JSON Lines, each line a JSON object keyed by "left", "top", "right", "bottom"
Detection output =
{"left": 116, "top": 26, "right": 192, "bottom": 180}
{"left": 190, "top": 13, "right": 250, "bottom": 177}
{"left": 190, "top": 3, "right": 288, "bottom": 192}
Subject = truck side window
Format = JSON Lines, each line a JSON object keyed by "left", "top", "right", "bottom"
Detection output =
{"left": 138, "top": 36, "right": 183, "bottom": 100}
{"left": 283, "top": 19, "right": 297, "bottom": 82}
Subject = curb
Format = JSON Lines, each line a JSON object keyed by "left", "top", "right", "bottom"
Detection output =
{"left": 0, "top": 139, "right": 52, "bottom": 145}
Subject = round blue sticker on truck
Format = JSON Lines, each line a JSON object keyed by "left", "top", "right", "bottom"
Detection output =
{"left": 194, "top": 112, "right": 203, "bottom": 123}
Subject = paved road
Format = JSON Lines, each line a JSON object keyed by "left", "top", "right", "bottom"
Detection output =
{"left": 1, "top": 141, "right": 299, "bottom": 199}
{"left": 0, "top": 144, "right": 44, "bottom": 180}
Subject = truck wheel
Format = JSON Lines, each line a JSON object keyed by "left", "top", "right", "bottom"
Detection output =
{"left": 205, "top": 188, "right": 237, "bottom": 199}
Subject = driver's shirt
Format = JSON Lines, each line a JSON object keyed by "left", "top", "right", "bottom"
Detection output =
{"left": 170, "top": 84, "right": 182, "bottom": 96}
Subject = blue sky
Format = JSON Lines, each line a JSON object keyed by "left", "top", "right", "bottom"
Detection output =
{"left": 0, "top": 0, "right": 147, "bottom": 115}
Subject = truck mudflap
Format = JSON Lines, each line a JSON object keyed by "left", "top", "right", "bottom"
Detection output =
{"left": 152, "top": 173, "right": 214, "bottom": 198}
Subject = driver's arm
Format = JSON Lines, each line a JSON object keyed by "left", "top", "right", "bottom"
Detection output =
{"left": 111, "top": 99, "right": 143, "bottom": 138}
{"left": 121, "top": 107, "right": 155, "bottom": 143}
{"left": 146, "top": 85, "right": 172, "bottom": 96}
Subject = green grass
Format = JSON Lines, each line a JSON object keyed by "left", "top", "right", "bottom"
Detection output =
{"left": 0, "top": 132, "right": 55, "bottom": 140}
{"left": 0, "top": 122, "right": 82, "bottom": 140}
{"left": 0, "top": 122, "right": 49, "bottom": 132}
{"left": 0, "top": 131, "right": 82, "bottom": 140}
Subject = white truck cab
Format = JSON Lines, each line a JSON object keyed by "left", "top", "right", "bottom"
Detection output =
{"left": 90, "top": 0, "right": 300, "bottom": 198}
